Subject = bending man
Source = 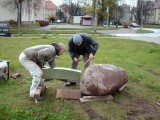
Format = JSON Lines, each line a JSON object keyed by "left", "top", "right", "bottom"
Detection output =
{"left": 19, "top": 42, "right": 66, "bottom": 99}
{"left": 68, "top": 33, "right": 99, "bottom": 70}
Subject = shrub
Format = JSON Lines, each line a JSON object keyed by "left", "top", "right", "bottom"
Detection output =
{"left": 123, "top": 22, "right": 129, "bottom": 28}
{"left": 8, "top": 20, "right": 17, "bottom": 24}
{"left": 36, "top": 20, "right": 49, "bottom": 27}
{"left": 49, "top": 17, "right": 55, "bottom": 23}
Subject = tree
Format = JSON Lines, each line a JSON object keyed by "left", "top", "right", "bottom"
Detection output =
{"left": 92, "top": 0, "right": 120, "bottom": 25}
{"left": 1, "top": 0, "right": 43, "bottom": 23}
{"left": 81, "top": 1, "right": 93, "bottom": 15}
{"left": 60, "top": 0, "right": 84, "bottom": 23}
{"left": 132, "top": 0, "right": 153, "bottom": 24}
{"left": 68, "top": 0, "right": 84, "bottom": 16}
{"left": 56, "top": 9, "right": 65, "bottom": 21}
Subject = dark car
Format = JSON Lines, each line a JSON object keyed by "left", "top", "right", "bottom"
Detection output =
{"left": 110, "top": 20, "right": 122, "bottom": 25}
{"left": 0, "top": 21, "right": 11, "bottom": 37}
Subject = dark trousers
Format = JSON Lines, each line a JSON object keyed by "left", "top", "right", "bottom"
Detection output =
{"left": 71, "top": 53, "right": 90, "bottom": 70}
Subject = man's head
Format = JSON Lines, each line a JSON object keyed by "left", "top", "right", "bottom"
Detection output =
{"left": 73, "top": 34, "right": 83, "bottom": 46}
{"left": 50, "top": 42, "right": 66, "bottom": 56}
{"left": 58, "top": 43, "right": 66, "bottom": 55}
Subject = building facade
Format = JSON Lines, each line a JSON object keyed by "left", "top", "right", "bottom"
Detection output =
{"left": 0, "top": 0, "right": 46, "bottom": 22}
{"left": 145, "top": 0, "right": 160, "bottom": 24}
{"left": 45, "top": 0, "right": 58, "bottom": 21}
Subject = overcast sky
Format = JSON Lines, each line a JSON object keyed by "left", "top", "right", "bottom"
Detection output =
{"left": 124, "top": 0, "right": 137, "bottom": 6}
{"left": 51, "top": 0, "right": 137, "bottom": 6}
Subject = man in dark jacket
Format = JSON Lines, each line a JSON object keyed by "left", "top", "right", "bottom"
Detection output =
{"left": 68, "top": 33, "right": 99, "bottom": 70}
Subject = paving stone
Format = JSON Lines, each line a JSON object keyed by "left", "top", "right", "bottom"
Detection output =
{"left": 56, "top": 89, "right": 81, "bottom": 99}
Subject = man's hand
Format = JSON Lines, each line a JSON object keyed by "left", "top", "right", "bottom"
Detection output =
{"left": 89, "top": 53, "right": 94, "bottom": 60}
{"left": 74, "top": 58, "right": 79, "bottom": 62}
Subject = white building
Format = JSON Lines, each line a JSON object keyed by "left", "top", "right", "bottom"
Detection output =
{"left": 0, "top": 0, "right": 46, "bottom": 22}
{"left": 0, "top": 0, "right": 17, "bottom": 21}
{"left": 45, "top": 0, "right": 58, "bottom": 21}
{"left": 145, "top": 0, "right": 160, "bottom": 24}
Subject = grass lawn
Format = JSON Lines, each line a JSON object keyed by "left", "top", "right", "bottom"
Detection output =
{"left": 10, "top": 23, "right": 117, "bottom": 35}
{"left": 136, "top": 29, "right": 154, "bottom": 33}
{"left": 144, "top": 24, "right": 160, "bottom": 29}
{"left": 0, "top": 36, "right": 160, "bottom": 120}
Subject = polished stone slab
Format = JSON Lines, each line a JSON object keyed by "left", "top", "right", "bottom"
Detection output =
{"left": 42, "top": 67, "right": 81, "bottom": 82}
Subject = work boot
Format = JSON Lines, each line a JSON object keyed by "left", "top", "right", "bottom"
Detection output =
{"left": 65, "top": 82, "right": 76, "bottom": 87}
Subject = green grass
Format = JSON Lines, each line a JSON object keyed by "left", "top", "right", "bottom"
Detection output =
{"left": 11, "top": 29, "right": 99, "bottom": 35}
{"left": 0, "top": 36, "right": 160, "bottom": 120}
{"left": 144, "top": 24, "right": 160, "bottom": 29}
{"left": 10, "top": 23, "right": 40, "bottom": 29}
{"left": 10, "top": 23, "right": 117, "bottom": 35}
{"left": 136, "top": 29, "right": 154, "bottom": 33}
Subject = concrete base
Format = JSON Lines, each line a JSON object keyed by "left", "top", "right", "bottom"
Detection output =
{"left": 42, "top": 67, "right": 81, "bottom": 82}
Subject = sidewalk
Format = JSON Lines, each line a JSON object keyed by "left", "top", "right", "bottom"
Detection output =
{"left": 28, "top": 24, "right": 160, "bottom": 44}
{"left": 30, "top": 24, "right": 93, "bottom": 30}
{"left": 98, "top": 28, "right": 160, "bottom": 44}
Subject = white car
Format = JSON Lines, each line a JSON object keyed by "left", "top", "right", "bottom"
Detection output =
{"left": 57, "top": 20, "right": 62, "bottom": 23}
{"left": 129, "top": 23, "right": 139, "bottom": 28}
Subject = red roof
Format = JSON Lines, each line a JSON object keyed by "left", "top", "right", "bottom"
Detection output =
{"left": 45, "top": 0, "right": 57, "bottom": 10}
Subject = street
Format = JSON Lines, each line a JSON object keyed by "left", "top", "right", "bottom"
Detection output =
{"left": 28, "top": 24, "right": 160, "bottom": 44}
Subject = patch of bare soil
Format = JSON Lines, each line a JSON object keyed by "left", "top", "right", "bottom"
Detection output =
{"left": 80, "top": 103, "right": 104, "bottom": 120}
{"left": 118, "top": 98, "right": 160, "bottom": 120}
{"left": 147, "top": 69, "right": 160, "bottom": 76}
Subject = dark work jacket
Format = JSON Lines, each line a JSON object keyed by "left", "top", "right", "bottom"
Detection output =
{"left": 68, "top": 33, "right": 99, "bottom": 60}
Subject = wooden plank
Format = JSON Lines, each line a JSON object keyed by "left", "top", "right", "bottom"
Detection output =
{"left": 80, "top": 95, "right": 113, "bottom": 103}
{"left": 42, "top": 67, "right": 81, "bottom": 82}
{"left": 56, "top": 89, "right": 81, "bottom": 100}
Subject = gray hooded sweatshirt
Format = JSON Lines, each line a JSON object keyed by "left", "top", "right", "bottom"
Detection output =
{"left": 23, "top": 45, "right": 56, "bottom": 68}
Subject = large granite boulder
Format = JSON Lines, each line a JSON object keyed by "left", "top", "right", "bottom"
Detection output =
{"left": 80, "top": 64, "right": 128, "bottom": 95}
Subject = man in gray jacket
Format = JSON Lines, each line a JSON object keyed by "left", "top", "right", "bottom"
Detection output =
{"left": 19, "top": 43, "right": 66, "bottom": 99}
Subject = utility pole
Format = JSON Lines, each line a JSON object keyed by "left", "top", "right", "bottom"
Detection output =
{"left": 106, "top": 6, "right": 109, "bottom": 33}
{"left": 140, "top": 0, "right": 143, "bottom": 29}
{"left": 94, "top": 0, "right": 97, "bottom": 32}
{"left": 18, "top": 2, "right": 21, "bottom": 34}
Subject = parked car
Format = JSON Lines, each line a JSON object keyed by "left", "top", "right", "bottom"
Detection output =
{"left": 129, "top": 23, "right": 139, "bottom": 28}
{"left": 0, "top": 21, "right": 11, "bottom": 37}
{"left": 110, "top": 20, "right": 122, "bottom": 25}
